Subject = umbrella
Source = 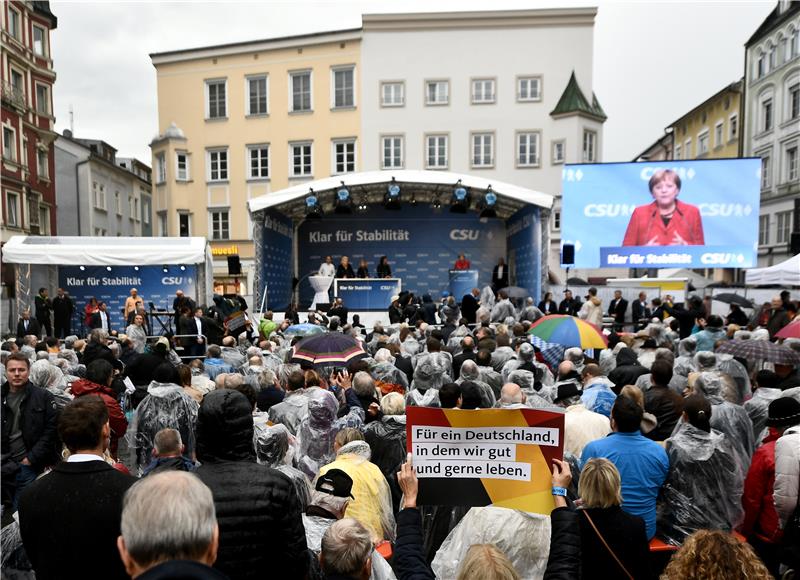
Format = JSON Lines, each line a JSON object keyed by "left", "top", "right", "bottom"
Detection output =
{"left": 290, "top": 333, "right": 367, "bottom": 368}
{"left": 712, "top": 293, "right": 754, "bottom": 309}
{"left": 527, "top": 315, "right": 608, "bottom": 349}
{"left": 716, "top": 340, "right": 800, "bottom": 365}
{"left": 498, "top": 286, "right": 530, "bottom": 300}
{"left": 284, "top": 323, "right": 327, "bottom": 338}
{"left": 775, "top": 320, "right": 800, "bottom": 340}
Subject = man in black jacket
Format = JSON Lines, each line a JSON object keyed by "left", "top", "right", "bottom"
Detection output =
{"left": 491, "top": 258, "right": 509, "bottom": 292}
{"left": 663, "top": 296, "right": 705, "bottom": 339}
{"left": 34, "top": 287, "right": 52, "bottom": 337}
{"left": 631, "top": 292, "right": 652, "bottom": 330}
{"left": 643, "top": 360, "right": 685, "bottom": 441}
{"left": 19, "top": 396, "right": 136, "bottom": 580}
{"left": 328, "top": 297, "right": 349, "bottom": 326}
{"left": 608, "top": 348, "right": 650, "bottom": 393}
{"left": 15, "top": 309, "right": 41, "bottom": 339}
{"left": 558, "top": 290, "right": 582, "bottom": 316}
{"left": 52, "top": 288, "right": 74, "bottom": 339}
{"left": 195, "top": 389, "right": 309, "bottom": 579}
{"left": 88, "top": 301, "right": 117, "bottom": 335}
{"left": 452, "top": 336, "right": 477, "bottom": 380}
{"left": 1, "top": 352, "right": 59, "bottom": 510}
{"left": 608, "top": 290, "right": 628, "bottom": 332}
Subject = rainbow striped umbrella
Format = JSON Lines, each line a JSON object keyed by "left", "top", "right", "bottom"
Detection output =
{"left": 527, "top": 315, "right": 607, "bottom": 349}
{"left": 290, "top": 333, "right": 367, "bottom": 368}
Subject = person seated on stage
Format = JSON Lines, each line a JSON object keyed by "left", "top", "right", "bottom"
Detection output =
{"left": 453, "top": 253, "right": 471, "bottom": 270}
{"left": 356, "top": 259, "right": 370, "bottom": 278}
{"left": 336, "top": 256, "right": 355, "bottom": 279}
{"left": 319, "top": 255, "right": 336, "bottom": 278}
{"left": 376, "top": 256, "right": 392, "bottom": 279}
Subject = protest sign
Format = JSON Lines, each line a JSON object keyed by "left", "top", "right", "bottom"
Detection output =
{"left": 406, "top": 407, "right": 564, "bottom": 514}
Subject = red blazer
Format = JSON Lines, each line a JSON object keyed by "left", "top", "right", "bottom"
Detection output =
{"left": 740, "top": 429, "right": 782, "bottom": 543}
{"left": 70, "top": 379, "right": 128, "bottom": 459}
{"left": 622, "top": 200, "right": 704, "bottom": 247}
{"left": 454, "top": 259, "right": 471, "bottom": 270}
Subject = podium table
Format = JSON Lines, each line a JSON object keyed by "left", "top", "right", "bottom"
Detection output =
{"left": 449, "top": 270, "right": 479, "bottom": 300}
{"left": 309, "top": 275, "right": 334, "bottom": 309}
{"left": 334, "top": 278, "right": 402, "bottom": 310}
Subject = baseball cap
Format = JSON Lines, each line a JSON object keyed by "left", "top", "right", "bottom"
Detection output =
{"left": 155, "top": 336, "right": 170, "bottom": 350}
{"left": 315, "top": 468, "right": 355, "bottom": 499}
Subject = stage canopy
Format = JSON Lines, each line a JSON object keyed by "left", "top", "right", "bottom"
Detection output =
{"left": 745, "top": 253, "right": 800, "bottom": 286}
{"left": 2, "top": 236, "right": 209, "bottom": 266}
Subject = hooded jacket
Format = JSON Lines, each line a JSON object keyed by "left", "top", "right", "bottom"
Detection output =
{"left": 774, "top": 424, "right": 800, "bottom": 529}
{"left": 195, "top": 390, "right": 309, "bottom": 579}
{"left": 578, "top": 296, "right": 603, "bottom": 327}
{"left": 70, "top": 378, "right": 128, "bottom": 457}
{"left": 608, "top": 348, "right": 649, "bottom": 390}
{"left": 364, "top": 415, "right": 407, "bottom": 513}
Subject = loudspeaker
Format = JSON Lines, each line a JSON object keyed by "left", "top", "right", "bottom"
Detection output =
{"left": 227, "top": 255, "right": 242, "bottom": 275}
{"left": 562, "top": 244, "right": 575, "bottom": 266}
{"left": 791, "top": 232, "right": 800, "bottom": 255}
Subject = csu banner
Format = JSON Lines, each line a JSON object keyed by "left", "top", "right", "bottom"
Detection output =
{"left": 561, "top": 159, "right": 760, "bottom": 268}
{"left": 59, "top": 265, "right": 197, "bottom": 331}
{"left": 297, "top": 205, "right": 506, "bottom": 306}
{"left": 407, "top": 407, "right": 564, "bottom": 514}
{"left": 506, "top": 205, "right": 541, "bottom": 301}
{"left": 262, "top": 210, "right": 294, "bottom": 310}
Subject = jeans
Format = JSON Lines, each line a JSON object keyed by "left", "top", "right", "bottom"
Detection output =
{"left": 13, "top": 464, "right": 38, "bottom": 511}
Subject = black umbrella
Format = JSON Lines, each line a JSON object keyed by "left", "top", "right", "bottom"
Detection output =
{"left": 712, "top": 293, "right": 754, "bottom": 309}
{"left": 566, "top": 277, "right": 588, "bottom": 285}
{"left": 716, "top": 340, "right": 800, "bottom": 365}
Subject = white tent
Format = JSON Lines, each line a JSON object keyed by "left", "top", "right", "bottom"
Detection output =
{"left": 745, "top": 253, "right": 800, "bottom": 286}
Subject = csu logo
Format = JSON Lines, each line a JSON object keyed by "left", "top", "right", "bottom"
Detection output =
{"left": 450, "top": 229, "right": 480, "bottom": 241}
{"left": 162, "top": 276, "right": 184, "bottom": 285}
{"left": 701, "top": 253, "right": 745, "bottom": 265}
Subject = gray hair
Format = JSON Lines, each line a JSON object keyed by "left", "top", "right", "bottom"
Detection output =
{"left": 89, "top": 328, "right": 108, "bottom": 344}
{"left": 321, "top": 518, "right": 372, "bottom": 576}
{"left": 564, "top": 347, "right": 584, "bottom": 364}
{"left": 120, "top": 471, "right": 216, "bottom": 568}
{"left": 380, "top": 392, "right": 405, "bottom": 416}
{"left": 257, "top": 369, "right": 277, "bottom": 389}
{"left": 352, "top": 371, "right": 376, "bottom": 398}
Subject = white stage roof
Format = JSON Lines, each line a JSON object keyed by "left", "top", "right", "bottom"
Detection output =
{"left": 745, "top": 253, "right": 800, "bottom": 286}
{"left": 2, "top": 236, "right": 209, "bottom": 266}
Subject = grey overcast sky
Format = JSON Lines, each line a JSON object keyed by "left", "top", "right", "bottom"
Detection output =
{"left": 50, "top": 0, "right": 771, "bottom": 165}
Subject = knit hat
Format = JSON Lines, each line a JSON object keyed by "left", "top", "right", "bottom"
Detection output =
{"left": 766, "top": 397, "right": 800, "bottom": 428}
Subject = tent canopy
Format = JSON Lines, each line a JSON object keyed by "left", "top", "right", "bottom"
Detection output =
{"left": 247, "top": 169, "right": 554, "bottom": 220}
{"left": 745, "top": 253, "right": 800, "bottom": 286}
{"left": 2, "top": 236, "right": 209, "bottom": 266}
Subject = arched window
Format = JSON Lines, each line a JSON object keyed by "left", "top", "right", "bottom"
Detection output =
{"left": 756, "top": 50, "right": 766, "bottom": 79}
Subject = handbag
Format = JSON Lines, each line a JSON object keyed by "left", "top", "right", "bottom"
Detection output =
{"left": 581, "top": 509, "right": 635, "bottom": 580}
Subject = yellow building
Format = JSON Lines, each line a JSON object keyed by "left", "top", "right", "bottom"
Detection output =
{"left": 150, "top": 29, "right": 361, "bottom": 297}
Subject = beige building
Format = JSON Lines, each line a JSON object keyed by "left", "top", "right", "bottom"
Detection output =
{"left": 150, "top": 29, "right": 361, "bottom": 296}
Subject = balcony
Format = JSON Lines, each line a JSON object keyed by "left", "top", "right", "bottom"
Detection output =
{"left": 1, "top": 81, "right": 26, "bottom": 110}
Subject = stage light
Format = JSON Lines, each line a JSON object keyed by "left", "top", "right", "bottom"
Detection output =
{"left": 79, "top": 266, "right": 85, "bottom": 271}
{"left": 106, "top": 266, "right": 112, "bottom": 272}
{"left": 180, "top": 265, "right": 186, "bottom": 271}
{"left": 357, "top": 196, "right": 368, "bottom": 211}
{"left": 479, "top": 185, "right": 498, "bottom": 218}
{"left": 334, "top": 182, "right": 353, "bottom": 214}
{"left": 305, "top": 188, "right": 323, "bottom": 219}
{"left": 384, "top": 177, "right": 401, "bottom": 210}
{"left": 450, "top": 179, "right": 470, "bottom": 213}
{"left": 133, "top": 266, "right": 140, "bottom": 271}
{"left": 162, "top": 265, "right": 169, "bottom": 273}
{"left": 410, "top": 194, "right": 418, "bottom": 207}
{"left": 432, "top": 195, "right": 442, "bottom": 209}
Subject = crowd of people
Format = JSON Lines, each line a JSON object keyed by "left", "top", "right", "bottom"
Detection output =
{"left": 1, "top": 283, "right": 798, "bottom": 579}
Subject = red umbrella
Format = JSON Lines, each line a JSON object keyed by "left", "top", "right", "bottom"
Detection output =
{"left": 775, "top": 320, "right": 800, "bottom": 340}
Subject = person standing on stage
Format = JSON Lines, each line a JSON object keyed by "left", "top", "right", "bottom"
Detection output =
{"left": 356, "top": 259, "right": 370, "bottom": 278}
{"left": 376, "top": 256, "right": 392, "bottom": 279}
{"left": 336, "top": 256, "right": 355, "bottom": 279}
{"left": 608, "top": 290, "right": 628, "bottom": 332}
{"left": 559, "top": 290, "right": 582, "bottom": 316}
{"left": 52, "top": 288, "right": 74, "bottom": 339}
{"left": 124, "top": 288, "right": 144, "bottom": 322}
{"left": 34, "top": 288, "right": 52, "bottom": 337}
{"left": 173, "top": 290, "right": 195, "bottom": 328}
{"left": 319, "top": 255, "right": 336, "bottom": 277}
{"left": 631, "top": 292, "right": 652, "bottom": 329}
{"left": 89, "top": 302, "right": 118, "bottom": 336}
{"left": 454, "top": 254, "right": 471, "bottom": 270}
{"left": 491, "top": 258, "right": 509, "bottom": 292}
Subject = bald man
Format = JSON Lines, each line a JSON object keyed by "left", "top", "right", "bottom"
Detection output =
{"left": 498, "top": 383, "right": 527, "bottom": 409}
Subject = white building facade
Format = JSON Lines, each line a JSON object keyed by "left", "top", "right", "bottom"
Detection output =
{"left": 360, "top": 9, "right": 606, "bottom": 282}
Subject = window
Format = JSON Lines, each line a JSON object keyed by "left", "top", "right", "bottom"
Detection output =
{"left": 207, "top": 148, "right": 228, "bottom": 181}
{"left": 33, "top": 25, "right": 46, "bottom": 57}
{"left": 94, "top": 227, "right": 107, "bottom": 237}
{"left": 552, "top": 141, "right": 565, "bottom": 164}
{"left": 205, "top": 79, "right": 227, "bottom": 119}
{"left": 777, "top": 211, "right": 793, "bottom": 244}
{"left": 582, "top": 130, "right": 597, "bottom": 162}
{"left": 517, "top": 76, "right": 542, "bottom": 102}
{"left": 761, "top": 155, "right": 771, "bottom": 190}
{"left": 516, "top": 132, "right": 540, "bottom": 167}
{"left": 332, "top": 139, "right": 355, "bottom": 174}
{"left": 675, "top": 144, "right": 682, "bottom": 160}
{"left": 142, "top": 198, "right": 150, "bottom": 225}
{"left": 5, "top": 191, "right": 19, "bottom": 227}
{"left": 684, "top": 139, "right": 692, "bottom": 158}
{"left": 425, "top": 134, "right": 448, "bottom": 169}
{"left": 158, "top": 212, "right": 168, "bottom": 236}
{"left": 34, "top": 84, "right": 49, "bottom": 115}
{"left": 210, "top": 210, "right": 230, "bottom": 241}
{"left": 698, "top": 131, "right": 709, "bottom": 155}
{"left": 290, "top": 142, "right": 312, "bottom": 177}
{"left": 92, "top": 182, "right": 106, "bottom": 210}
{"left": 471, "top": 79, "right": 495, "bottom": 104}
{"left": 176, "top": 151, "right": 189, "bottom": 181}
{"left": 714, "top": 122, "right": 723, "bottom": 148}
{"left": 10, "top": 69, "right": 23, "bottom": 94}
{"left": 786, "top": 145, "right": 798, "bottom": 182}
{"left": 789, "top": 83, "right": 800, "bottom": 120}
{"left": 759, "top": 214, "right": 770, "bottom": 246}
{"left": 756, "top": 53, "right": 765, "bottom": 79}
{"left": 380, "top": 82, "right": 404, "bottom": 107}
{"left": 114, "top": 191, "right": 122, "bottom": 215}
{"left": 37, "top": 206, "right": 49, "bottom": 235}
{"left": 156, "top": 152, "right": 166, "bottom": 184}
{"left": 246, "top": 75, "right": 268, "bottom": 116}
{"left": 729, "top": 114, "right": 738, "bottom": 141}
{"left": 381, "top": 135, "right": 403, "bottom": 169}
{"left": 247, "top": 144, "right": 269, "bottom": 179}
{"left": 553, "top": 211, "right": 561, "bottom": 231}
{"left": 425, "top": 80, "right": 449, "bottom": 106}
{"left": 290, "top": 71, "right": 312, "bottom": 112}
{"left": 785, "top": 34, "right": 793, "bottom": 63}
{"left": 794, "top": 28, "right": 800, "bottom": 57}
{"left": 178, "top": 213, "right": 191, "bottom": 237}
{"left": 36, "top": 148, "right": 48, "bottom": 179}
{"left": 332, "top": 66, "right": 355, "bottom": 109}
{"left": 769, "top": 44, "right": 777, "bottom": 70}
{"left": 471, "top": 133, "right": 494, "bottom": 168}
{"left": 3, "top": 127, "right": 16, "bottom": 161}
{"left": 7, "top": 8, "right": 19, "bottom": 40}
{"left": 762, "top": 98, "right": 773, "bottom": 132}
{"left": 128, "top": 195, "right": 136, "bottom": 219}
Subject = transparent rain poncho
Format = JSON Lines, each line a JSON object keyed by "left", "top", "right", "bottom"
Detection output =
{"left": 1, "top": 517, "right": 33, "bottom": 578}
{"left": 254, "top": 423, "right": 312, "bottom": 510}
{"left": 490, "top": 299, "right": 516, "bottom": 323}
{"left": 506, "top": 369, "right": 555, "bottom": 410}
{"left": 30, "top": 360, "right": 72, "bottom": 408}
{"left": 716, "top": 354, "right": 752, "bottom": 404}
{"left": 744, "top": 387, "right": 783, "bottom": 447}
{"left": 370, "top": 361, "right": 409, "bottom": 391}
{"left": 432, "top": 506, "right": 551, "bottom": 580}
{"left": 411, "top": 359, "right": 448, "bottom": 392}
{"left": 268, "top": 387, "right": 320, "bottom": 436}
{"left": 297, "top": 389, "right": 340, "bottom": 480}
{"left": 405, "top": 388, "right": 440, "bottom": 408}
{"left": 490, "top": 346, "right": 517, "bottom": 372}
{"left": 456, "top": 363, "right": 496, "bottom": 408}
{"left": 658, "top": 422, "right": 745, "bottom": 545}
{"left": 480, "top": 286, "right": 496, "bottom": 311}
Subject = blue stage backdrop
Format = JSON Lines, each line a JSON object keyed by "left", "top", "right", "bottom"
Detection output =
{"left": 262, "top": 210, "right": 294, "bottom": 310}
{"left": 561, "top": 159, "right": 760, "bottom": 268}
{"left": 59, "top": 265, "right": 197, "bottom": 332}
{"left": 506, "top": 205, "right": 542, "bottom": 302}
{"left": 296, "top": 205, "right": 507, "bottom": 308}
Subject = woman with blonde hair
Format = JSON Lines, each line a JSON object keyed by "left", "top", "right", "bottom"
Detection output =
{"left": 661, "top": 529, "right": 771, "bottom": 580}
{"left": 456, "top": 544, "right": 520, "bottom": 580}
